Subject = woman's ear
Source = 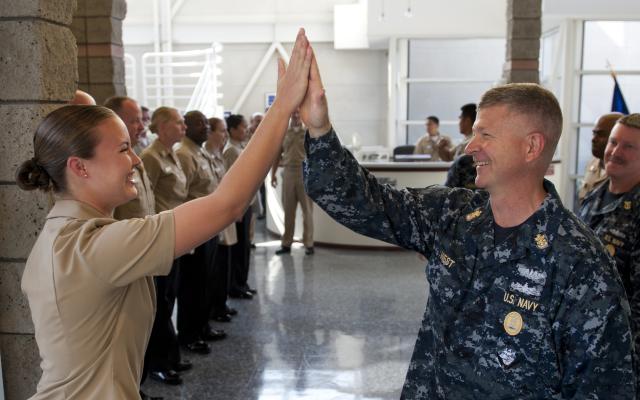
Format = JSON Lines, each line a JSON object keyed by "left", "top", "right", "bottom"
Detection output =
{"left": 67, "top": 157, "right": 89, "bottom": 178}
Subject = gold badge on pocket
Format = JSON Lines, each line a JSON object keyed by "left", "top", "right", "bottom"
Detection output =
{"left": 504, "top": 311, "right": 523, "bottom": 336}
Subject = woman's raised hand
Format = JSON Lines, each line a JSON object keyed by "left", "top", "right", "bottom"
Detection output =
{"left": 299, "top": 49, "right": 331, "bottom": 137}
{"left": 275, "top": 29, "right": 313, "bottom": 115}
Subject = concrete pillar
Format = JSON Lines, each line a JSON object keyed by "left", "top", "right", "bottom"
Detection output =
{"left": 0, "top": 1, "right": 77, "bottom": 398}
{"left": 503, "top": 0, "right": 542, "bottom": 83}
{"left": 71, "top": 0, "right": 127, "bottom": 104}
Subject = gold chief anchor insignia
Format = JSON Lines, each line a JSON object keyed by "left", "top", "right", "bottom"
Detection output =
{"left": 624, "top": 201, "right": 632, "bottom": 210}
{"left": 534, "top": 233, "right": 548, "bottom": 249}
{"left": 465, "top": 209, "right": 482, "bottom": 221}
{"left": 606, "top": 244, "right": 616, "bottom": 257}
{"left": 504, "top": 311, "right": 523, "bottom": 336}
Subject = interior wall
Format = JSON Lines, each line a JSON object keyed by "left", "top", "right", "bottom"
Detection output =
{"left": 124, "top": 41, "right": 387, "bottom": 147}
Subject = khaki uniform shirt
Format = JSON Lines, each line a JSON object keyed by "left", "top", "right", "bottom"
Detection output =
{"left": 579, "top": 157, "right": 607, "bottom": 202}
{"left": 223, "top": 139, "right": 261, "bottom": 211}
{"left": 205, "top": 145, "right": 238, "bottom": 246}
{"left": 453, "top": 135, "right": 471, "bottom": 159}
{"left": 113, "top": 163, "right": 156, "bottom": 219}
{"left": 176, "top": 137, "right": 217, "bottom": 201}
{"left": 414, "top": 134, "right": 450, "bottom": 161}
{"left": 281, "top": 127, "right": 306, "bottom": 168}
{"left": 222, "top": 139, "right": 244, "bottom": 170}
{"left": 22, "top": 200, "right": 175, "bottom": 400}
{"left": 141, "top": 139, "right": 188, "bottom": 212}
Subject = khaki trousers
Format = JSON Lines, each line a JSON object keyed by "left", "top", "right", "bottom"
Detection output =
{"left": 281, "top": 166, "right": 314, "bottom": 247}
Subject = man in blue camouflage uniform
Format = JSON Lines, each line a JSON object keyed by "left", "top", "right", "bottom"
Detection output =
{"left": 297, "top": 50, "right": 635, "bottom": 399}
{"left": 579, "top": 113, "right": 640, "bottom": 398}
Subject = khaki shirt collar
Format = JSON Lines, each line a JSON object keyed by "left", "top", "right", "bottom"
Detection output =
{"left": 151, "top": 137, "right": 181, "bottom": 167}
{"left": 229, "top": 138, "right": 244, "bottom": 150}
{"left": 47, "top": 199, "right": 112, "bottom": 220}
{"left": 180, "top": 136, "right": 201, "bottom": 154}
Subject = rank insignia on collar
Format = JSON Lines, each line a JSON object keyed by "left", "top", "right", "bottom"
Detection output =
{"left": 465, "top": 209, "right": 482, "bottom": 221}
{"left": 534, "top": 234, "right": 548, "bottom": 249}
{"left": 504, "top": 311, "right": 523, "bottom": 336}
{"left": 624, "top": 201, "right": 632, "bottom": 210}
{"left": 606, "top": 244, "right": 616, "bottom": 257}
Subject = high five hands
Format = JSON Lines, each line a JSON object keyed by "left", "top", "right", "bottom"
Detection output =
{"left": 277, "top": 28, "right": 332, "bottom": 138}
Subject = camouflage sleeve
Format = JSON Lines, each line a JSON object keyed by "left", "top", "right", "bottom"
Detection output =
{"left": 630, "top": 239, "right": 640, "bottom": 396}
{"left": 555, "top": 253, "right": 635, "bottom": 398}
{"left": 303, "top": 129, "right": 449, "bottom": 257}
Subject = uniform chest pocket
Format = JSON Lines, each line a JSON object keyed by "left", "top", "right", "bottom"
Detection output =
{"left": 476, "top": 301, "right": 552, "bottom": 394}
{"left": 426, "top": 242, "right": 473, "bottom": 310}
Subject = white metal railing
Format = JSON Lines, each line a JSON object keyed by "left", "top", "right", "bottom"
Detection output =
{"left": 123, "top": 53, "right": 137, "bottom": 100}
{"left": 141, "top": 44, "right": 224, "bottom": 116}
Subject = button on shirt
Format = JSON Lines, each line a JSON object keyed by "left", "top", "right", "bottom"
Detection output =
{"left": 141, "top": 139, "right": 188, "bottom": 212}
{"left": 22, "top": 200, "right": 175, "bottom": 400}
{"left": 303, "top": 129, "right": 635, "bottom": 399}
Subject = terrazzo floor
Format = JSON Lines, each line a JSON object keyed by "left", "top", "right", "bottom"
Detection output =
{"left": 142, "top": 221, "right": 428, "bottom": 399}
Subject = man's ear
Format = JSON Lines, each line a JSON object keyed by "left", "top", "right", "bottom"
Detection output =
{"left": 525, "top": 132, "right": 545, "bottom": 163}
{"left": 67, "top": 157, "right": 89, "bottom": 178}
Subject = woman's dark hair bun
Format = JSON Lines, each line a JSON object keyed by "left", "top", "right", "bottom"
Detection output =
{"left": 15, "top": 158, "right": 52, "bottom": 191}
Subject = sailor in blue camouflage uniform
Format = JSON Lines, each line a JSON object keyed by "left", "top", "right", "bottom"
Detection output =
{"left": 579, "top": 113, "right": 640, "bottom": 398}
{"left": 296, "top": 50, "right": 635, "bottom": 399}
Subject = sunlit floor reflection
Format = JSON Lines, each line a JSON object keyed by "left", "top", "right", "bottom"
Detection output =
{"left": 142, "top": 221, "right": 427, "bottom": 399}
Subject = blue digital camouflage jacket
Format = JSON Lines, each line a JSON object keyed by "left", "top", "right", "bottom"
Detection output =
{"left": 579, "top": 179, "right": 640, "bottom": 398}
{"left": 304, "top": 129, "right": 635, "bottom": 400}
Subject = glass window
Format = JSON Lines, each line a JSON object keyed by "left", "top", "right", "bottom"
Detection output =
{"left": 404, "top": 38, "right": 505, "bottom": 146}
{"left": 573, "top": 20, "right": 640, "bottom": 208}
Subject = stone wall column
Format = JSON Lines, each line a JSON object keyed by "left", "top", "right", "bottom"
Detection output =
{"left": 503, "top": 0, "right": 542, "bottom": 83}
{"left": 0, "top": 1, "right": 77, "bottom": 399}
{"left": 71, "top": 0, "right": 127, "bottom": 104}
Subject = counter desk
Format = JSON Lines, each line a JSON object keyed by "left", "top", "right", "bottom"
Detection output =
{"left": 266, "top": 160, "right": 563, "bottom": 249}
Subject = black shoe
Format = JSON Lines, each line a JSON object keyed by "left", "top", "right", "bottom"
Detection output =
{"left": 275, "top": 246, "right": 291, "bottom": 255}
{"left": 225, "top": 306, "right": 238, "bottom": 316}
{"left": 149, "top": 370, "right": 182, "bottom": 385}
{"left": 184, "top": 340, "right": 211, "bottom": 354}
{"left": 244, "top": 285, "right": 257, "bottom": 295}
{"left": 211, "top": 313, "right": 232, "bottom": 322}
{"left": 250, "top": 243, "right": 256, "bottom": 249}
{"left": 140, "top": 390, "right": 163, "bottom": 400}
{"left": 305, "top": 247, "right": 315, "bottom": 255}
{"left": 229, "top": 290, "right": 253, "bottom": 299}
{"left": 173, "top": 360, "right": 192, "bottom": 372}
{"left": 202, "top": 328, "right": 227, "bottom": 341}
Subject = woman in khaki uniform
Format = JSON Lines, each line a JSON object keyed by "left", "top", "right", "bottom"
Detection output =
{"left": 15, "top": 29, "right": 313, "bottom": 400}
{"left": 205, "top": 117, "right": 239, "bottom": 320}
{"left": 139, "top": 106, "right": 194, "bottom": 376}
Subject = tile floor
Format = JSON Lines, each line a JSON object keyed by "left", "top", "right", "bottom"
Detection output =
{"left": 142, "top": 223, "right": 428, "bottom": 399}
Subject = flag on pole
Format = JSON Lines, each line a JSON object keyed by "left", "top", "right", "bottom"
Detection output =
{"left": 611, "top": 75, "right": 629, "bottom": 114}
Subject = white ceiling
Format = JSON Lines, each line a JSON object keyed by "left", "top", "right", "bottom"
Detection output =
{"left": 123, "top": 0, "right": 640, "bottom": 47}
